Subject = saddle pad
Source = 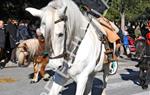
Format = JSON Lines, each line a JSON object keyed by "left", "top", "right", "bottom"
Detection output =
{"left": 97, "top": 17, "right": 120, "bottom": 43}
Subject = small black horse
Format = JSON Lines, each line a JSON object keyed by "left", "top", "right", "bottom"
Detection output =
{"left": 135, "top": 39, "right": 150, "bottom": 89}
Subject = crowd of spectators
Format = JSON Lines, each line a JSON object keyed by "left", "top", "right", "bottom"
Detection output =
{"left": 0, "top": 18, "right": 40, "bottom": 64}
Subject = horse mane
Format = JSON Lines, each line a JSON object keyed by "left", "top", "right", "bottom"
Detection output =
{"left": 45, "top": 0, "right": 89, "bottom": 51}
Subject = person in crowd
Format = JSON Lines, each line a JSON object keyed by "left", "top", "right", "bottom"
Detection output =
{"left": 0, "top": 20, "right": 5, "bottom": 49}
{"left": 139, "top": 20, "right": 150, "bottom": 39}
{"left": 5, "top": 18, "right": 17, "bottom": 63}
{"left": 0, "top": 20, "right": 6, "bottom": 60}
{"left": 134, "top": 24, "right": 142, "bottom": 39}
{"left": 123, "top": 29, "right": 130, "bottom": 56}
{"left": 135, "top": 30, "right": 150, "bottom": 89}
{"left": 28, "top": 19, "right": 40, "bottom": 38}
{"left": 116, "top": 25, "right": 125, "bottom": 58}
{"left": 16, "top": 20, "right": 32, "bottom": 43}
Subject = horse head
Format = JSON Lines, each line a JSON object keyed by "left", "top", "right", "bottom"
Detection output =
{"left": 25, "top": 0, "right": 70, "bottom": 69}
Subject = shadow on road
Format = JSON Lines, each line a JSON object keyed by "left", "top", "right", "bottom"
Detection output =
{"left": 120, "top": 68, "right": 140, "bottom": 86}
{"left": 61, "top": 78, "right": 104, "bottom": 95}
{"left": 28, "top": 70, "right": 55, "bottom": 82}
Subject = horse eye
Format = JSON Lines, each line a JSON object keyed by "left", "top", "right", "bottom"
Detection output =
{"left": 58, "top": 33, "right": 64, "bottom": 37}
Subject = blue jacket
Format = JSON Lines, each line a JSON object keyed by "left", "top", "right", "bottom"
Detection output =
{"left": 123, "top": 35, "right": 129, "bottom": 46}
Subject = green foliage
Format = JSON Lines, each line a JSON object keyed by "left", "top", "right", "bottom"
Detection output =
{"left": 106, "top": 0, "right": 150, "bottom": 22}
{"left": 1, "top": 0, "right": 150, "bottom": 23}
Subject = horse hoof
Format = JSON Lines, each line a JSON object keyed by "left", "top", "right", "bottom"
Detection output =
{"left": 43, "top": 73, "right": 50, "bottom": 81}
{"left": 142, "top": 85, "right": 148, "bottom": 90}
{"left": 30, "top": 80, "right": 38, "bottom": 83}
{"left": 43, "top": 78, "right": 49, "bottom": 81}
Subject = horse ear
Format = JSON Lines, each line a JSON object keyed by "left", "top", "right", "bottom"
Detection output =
{"left": 25, "top": 7, "right": 42, "bottom": 18}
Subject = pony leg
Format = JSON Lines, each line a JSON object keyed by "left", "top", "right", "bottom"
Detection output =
{"left": 84, "top": 72, "right": 96, "bottom": 95}
{"left": 48, "top": 73, "right": 68, "bottom": 95}
{"left": 40, "top": 64, "right": 46, "bottom": 78}
{"left": 40, "top": 64, "right": 50, "bottom": 81}
{"left": 31, "top": 62, "right": 40, "bottom": 83}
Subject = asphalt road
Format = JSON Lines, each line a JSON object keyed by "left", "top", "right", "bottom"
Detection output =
{"left": 0, "top": 58, "right": 150, "bottom": 95}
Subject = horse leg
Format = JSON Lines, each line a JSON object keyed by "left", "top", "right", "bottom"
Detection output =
{"left": 40, "top": 63, "right": 50, "bottom": 81}
{"left": 75, "top": 72, "right": 89, "bottom": 95}
{"left": 98, "top": 64, "right": 109, "bottom": 95}
{"left": 31, "top": 62, "right": 40, "bottom": 83}
{"left": 84, "top": 72, "right": 96, "bottom": 95}
{"left": 48, "top": 73, "right": 68, "bottom": 95}
{"left": 103, "top": 63, "right": 109, "bottom": 89}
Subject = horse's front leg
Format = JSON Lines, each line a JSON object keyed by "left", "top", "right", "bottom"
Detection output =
{"left": 31, "top": 62, "right": 40, "bottom": 83}
{"left": 40, "top": 63, "right": 50, "bottom": 81}
{"left": 75, "top": 73, "right": 89, "bottom": 95}
{"left": 48, "top": 73, "right": 68, "bottom": 95}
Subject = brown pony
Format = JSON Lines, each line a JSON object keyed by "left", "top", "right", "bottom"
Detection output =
{"left": 16, "top": 38, "right": 49, "bottom": 83}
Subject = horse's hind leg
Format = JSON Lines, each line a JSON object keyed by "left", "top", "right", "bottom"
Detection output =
{"left": 103, "top": 63, "right": 109, "bottom": 88}
{"left": 98, "top": 64, "right": 109, "bottom": 95}
{"left": 84, "top": 72, "right": 96, "bottom": 95}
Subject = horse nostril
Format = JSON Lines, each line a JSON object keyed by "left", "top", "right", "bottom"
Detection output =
{"left": 58, "top": 33, "right": 64, "bottom": 37}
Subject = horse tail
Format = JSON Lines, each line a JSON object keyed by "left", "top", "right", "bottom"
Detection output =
{"left": 17, "top": 52, "right": 25, "bottom": 65}
{"left": 25, "top": 39, "right": 40, "bottom": 57}
{"left": 16, "top": 44, "right": 25, "bottom": 65}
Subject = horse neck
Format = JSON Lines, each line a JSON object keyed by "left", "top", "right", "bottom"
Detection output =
{"left": 66, "top": 15, "right": 90, "bottom": 51}
{"left": 37, "top": 39, "right": 45, "bottom": 54}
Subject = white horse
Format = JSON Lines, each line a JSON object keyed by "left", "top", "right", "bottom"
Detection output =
{"left": 26, "top": 0, "right": 109, "bottom": 95}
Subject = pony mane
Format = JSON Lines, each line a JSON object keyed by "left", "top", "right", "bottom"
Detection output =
{"left": 17, "top": 39, "right": 39, "bottom": 57}
{"left": 46, "top": 0, "right": 88, "bottom": 50}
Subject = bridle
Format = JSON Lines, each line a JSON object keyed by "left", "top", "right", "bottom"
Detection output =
{"left": 48, "top": 7, "right": 92, "bottom": 61}
{"left": 49, "top": 7, "right": 68, "bottom": 59}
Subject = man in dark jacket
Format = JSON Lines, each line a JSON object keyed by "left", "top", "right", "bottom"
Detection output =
{"left": 0, "top": 20, "right": 5, "bottom": 49}
{"left": 135, "top": 32, "right": 150, "bottom": 89}
{"left": 0, "top": 20, "right": 8, "bottom": 68}
{"left": 5, "top": 19, "right": 17, "bottom": 63}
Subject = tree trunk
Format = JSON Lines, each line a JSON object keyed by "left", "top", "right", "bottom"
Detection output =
{"left": 120, "top": 12, "right": 125, "bottom": 34}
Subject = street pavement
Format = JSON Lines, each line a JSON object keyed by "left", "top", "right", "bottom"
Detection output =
{"left": 0, "top": 58, "right": 150, "bottom": 95}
